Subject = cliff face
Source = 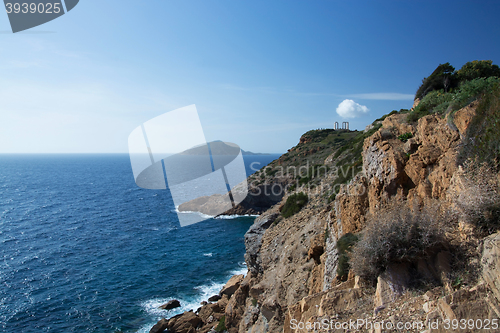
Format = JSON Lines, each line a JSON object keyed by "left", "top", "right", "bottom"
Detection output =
{"left": 221, "top": 101, "right": 500, "bottom": 333}
{"left": 155, "top": 98, "right": 500, "bottom": 333}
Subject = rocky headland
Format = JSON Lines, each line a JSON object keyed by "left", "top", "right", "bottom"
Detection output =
{"left": 152, "top": 61, "right": 500, "bottom": 333}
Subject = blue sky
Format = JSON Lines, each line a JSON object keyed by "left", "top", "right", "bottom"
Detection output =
{"left": 1, "top": 0, "right": 500, "bottom": 153}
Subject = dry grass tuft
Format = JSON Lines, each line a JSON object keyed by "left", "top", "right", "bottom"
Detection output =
{"left": 452, "top": 159, "right": 500, "bottom": 236}
{"left": 350, "top": 202, "right": 449, "bottom": 282}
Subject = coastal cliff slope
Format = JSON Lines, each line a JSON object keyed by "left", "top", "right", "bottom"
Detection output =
{"left": 155, "top": 62, "right": 500, "bottom": 333}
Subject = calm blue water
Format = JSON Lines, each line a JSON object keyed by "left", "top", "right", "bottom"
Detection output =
{"left": 0, "top": 154, "right": 279, "bottom": 333}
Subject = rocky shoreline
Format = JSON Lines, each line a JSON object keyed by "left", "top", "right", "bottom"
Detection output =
{"left": 150, "top": 274, "right": 247, "bottom": 333}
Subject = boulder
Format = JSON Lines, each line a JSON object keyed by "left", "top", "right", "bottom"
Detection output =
{"left": 216, "top": 294, "right": 229, "bottom": 310}
{"left": 198, "top": 303, "right": 222, "bottom": 323}
{"left": 482, "top": 232, "right": 500, "bottom": 302}
{"left": 220, "top": 274, "right": 244, "bottom": 297}
{"left": 150, "top": 318, "right": 169, "bottom": 333}
{"left": 159, "top": 299, "right": 181, "bottom": 310}
{"left": 374, "top": 263, "right": 410, "bottom": 308}
{"left": 166, "top": 311, "right": 203, "bottom": 333}
{"left": 208, "top": 295, "right": 221, "bottom": 302}
{"left": 403, "top": 137, "right": 418, "bottom": 154}
{"left": 453, "top": 101, "right": 477, "bottom": 137}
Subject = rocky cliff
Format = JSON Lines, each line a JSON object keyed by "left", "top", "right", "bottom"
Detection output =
{"left": 152, "top": 75, "right": 500, "bottom": 333}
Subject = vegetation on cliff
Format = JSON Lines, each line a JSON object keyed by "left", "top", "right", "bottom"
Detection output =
{"left": 280, "top": 192, "right": 308, "bottom": 218}
{"left": 409, "top": 60, "right": 500, "bottom": 123}
{"left": 335, "top": 233, "right": 358, "bottom": 279}
{"left": 415, "top": 60, "right": 500, "bottom": 100}
{"left": 460, "top": 83, "right": 500, "bottom": 166}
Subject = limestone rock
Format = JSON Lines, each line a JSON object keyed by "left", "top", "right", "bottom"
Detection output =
{"left": 220, "top": 274, "right": 244, "bottom": 298}
{"left": 150, "top": 318, "right": 169, "bottom": 333}
{"left": 403, "top": 137, "right": 418, "bottom": 154}
{"left": 334, "top": 174, "right": 369, "bottom": 234}
{"left": 198, "top": 303, "right": 222, "bottom": 324}
{"left": 221, "top": 184, "right": 284, "bottom": 216}
{"left": 178, "top": 179, "right": 284, "bottom": 216}
{"left": 166, "top": 311, "right": 203, "bottom": 333}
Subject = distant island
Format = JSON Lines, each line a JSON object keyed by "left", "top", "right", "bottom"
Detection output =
{"left": 179, "top": 140, "right": 270, "bottom": 156}
{"left": 240, "top": 149, "right": 271, "bottom": 156}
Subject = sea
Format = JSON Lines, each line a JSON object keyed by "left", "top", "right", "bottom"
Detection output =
{"left": 0, "top": 153, "right": 280, "bottom": 333}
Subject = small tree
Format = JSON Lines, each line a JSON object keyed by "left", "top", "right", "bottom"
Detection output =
{"left": 457, "top": 60, "right": 500, "bottom": 82}
{"left": 416, "top": 62, "right": 457, "bottom": 99}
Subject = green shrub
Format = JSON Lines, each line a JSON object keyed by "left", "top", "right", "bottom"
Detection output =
{"left": 297, "top": 164, "right": 329, "bottom": 185}
{"left": 215, "top": 316, "right": 226, "bottom": 333}
{"left": 336, "top": 233, "right": 358, "bottom": 279}
{"left": 298, "top": 176, "right": 310, "bottom": 186}
{"left": 350, "top": 203, "right": 447, "bottom": 282}
{"left": 452, "top": 77, "right": 500, "bottom": 110}
{"left": 398, "top": 132, "right": 413, "bottom": 142}
{"left": 328, "top": 192, "right": 337, "bottom": 203}
{"left": 281, "top": 192, "right": 308, "bottom": 218}
{"left": 408, "top": 89, "right": 453, "bottom": 122}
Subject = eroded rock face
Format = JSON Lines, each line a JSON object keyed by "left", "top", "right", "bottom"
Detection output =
{"left": 332, "top": 174, "right": 369, "bottom": 234}
{"left": 244, "top": 212, "right": 279, "bottom": 275}
{"left": 358, "top": 112, "right": 464, "bottom": 221}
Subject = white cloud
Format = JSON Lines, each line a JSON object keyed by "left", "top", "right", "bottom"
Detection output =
{"left": 336, "top": 99, "right": 369, "bottom": 118}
